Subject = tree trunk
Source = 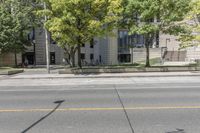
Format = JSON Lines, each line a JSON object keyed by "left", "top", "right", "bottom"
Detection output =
{"left": 145, "top": 43, "right": 150, "bottom": 67}
{"left": 77, "top": 18, "right": 82, "bottom": 69}
{"left": 77, "top": 43, "right": 82, "bottom": 68}
{"left": 63, "top": 46, "right": 77, "bottom": 68}
{"left": 64, "top": 54, "right": 70, "bottom": 66}
{"left": 145, "top": 35, "right": 150, "bottom": 67}
{"left": 70, "top": 50, "right": 75, "bottom": 67}
{"left": 14, "top": 50, "right": 17, "bottom": 68}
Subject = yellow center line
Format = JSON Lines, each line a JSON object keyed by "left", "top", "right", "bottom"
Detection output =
{"left": 1, "top": 106, "right": 200, "bottom": 113}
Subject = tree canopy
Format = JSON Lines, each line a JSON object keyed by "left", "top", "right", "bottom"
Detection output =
{"left": 0, "top": 0, "right": 38, "bottom": 66}
{"left": 123, "top": 0, "right": 191, "bottom": 66}
{"left": 0, "top": 0, "right": 196, "bottom": 67}
{"left": 0, "top": 0, "right": 37, "bottom": 53}
{"left": 179, "top": 0, "right": 200, "bottom": 48}
{"left": 41, "top": 0, "right": 122, "bottom": 67}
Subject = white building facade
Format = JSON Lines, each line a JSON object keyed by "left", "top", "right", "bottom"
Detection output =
{"left": 1, "top": 27, "right": 200, "bottom": 66}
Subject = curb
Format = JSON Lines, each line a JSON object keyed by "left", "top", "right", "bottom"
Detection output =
{"left": 0, "top": 70, "right": 24, "bottom": 75}
{"left": 59, "top": 67, "right": 200, "bottom": 74}
{"left": 6, "top": 73, "right": 200, "bottom": 80}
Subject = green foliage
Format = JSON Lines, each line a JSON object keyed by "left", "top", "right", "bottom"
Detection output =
{"left": 0, "top": 4, "right": 14, "bottom": 53}
{"left": 123, "top": 0, "right": 191, "bottom": 67}
{"left": 43, "top": 0, "right": 122, "bottom": 46}
{"left": 179, "top": 0, "right": 200, "bottom": 48}
{"left": 39, "top": 0, "right": 122, "bottom": 67}
{"left": 124, "top": 0, "right": 191, "bottom": 35}
{"left": 0, "top": 0, "right": 37, "bottom": 54}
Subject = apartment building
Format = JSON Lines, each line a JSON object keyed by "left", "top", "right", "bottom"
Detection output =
{"left": 31, "top": 28, "right": 119, "bottom": 66}
{"left": 23, "top": 28, "right": 162, "bottom": 66}
{"left": 1, "top": 27, "right": 199, "bottom": 66}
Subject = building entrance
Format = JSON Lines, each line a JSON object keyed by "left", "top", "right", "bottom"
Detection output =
{"left": 22, "top": 52, "right": 35, "bottom": 65}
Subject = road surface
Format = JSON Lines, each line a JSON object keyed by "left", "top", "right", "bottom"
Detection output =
{"left": 0, "top": 76, "right": 200, "bottom": 133}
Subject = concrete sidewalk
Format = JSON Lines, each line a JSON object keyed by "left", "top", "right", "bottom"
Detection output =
{"left": 6, "top": 71, "right": 200, "bottom": 79}
{"left": 0, "top": 75, "right": 6, "bottom": 79}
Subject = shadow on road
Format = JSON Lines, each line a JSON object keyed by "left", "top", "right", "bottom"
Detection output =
{"left": 166, "top": 128, "right": 186, "bottom": 133}
{"left": 21, "top": 100, "right": 65, "bottom": 133}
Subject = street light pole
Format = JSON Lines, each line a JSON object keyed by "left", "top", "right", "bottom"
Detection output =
{"left": 44, "top": 2, "right": 50, "bottom": 74}
{"left": 10, "top": 1, "right": 18, "bottom": 67}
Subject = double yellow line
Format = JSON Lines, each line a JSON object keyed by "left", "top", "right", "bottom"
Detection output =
{"left": 1, "top": 106, "right": 200, "bottom": 113}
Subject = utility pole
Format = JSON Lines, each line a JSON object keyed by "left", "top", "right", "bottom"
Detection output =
{"left": 10, "top": 1, "right": 18, "bottom": 67}
{"left": 44, "top": 2, "right": 50, "bottom": 74}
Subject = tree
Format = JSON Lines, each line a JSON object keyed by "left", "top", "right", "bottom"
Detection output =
{"left": 123, "top": 0, "right": 191, "bottom": 67}
{"left": 0, "top": 2, "right": 15, "bottom": 54}
{"left": 41, "top": 0, "right": 122, "bottom": 68}
{"left": 179, "top": 0, "right": 200, "bottom": 48}
{"left": 0, "top": 0, "right": 38, "bottom": 67}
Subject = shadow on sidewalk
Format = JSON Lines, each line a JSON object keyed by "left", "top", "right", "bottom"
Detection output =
{"left": 21, "top": 100, "right": 65, "bottom": 133}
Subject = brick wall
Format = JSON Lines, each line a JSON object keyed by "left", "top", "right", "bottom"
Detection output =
{"left": 0, "top": 53, "right": 22, "bottom": 66}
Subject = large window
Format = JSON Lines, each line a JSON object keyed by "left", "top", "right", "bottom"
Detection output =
{"left": 118, "top": 30, "right": 129, "bottom": 52}
{"left": 118, "top": 30, "right": 145, "bottom": 52}
{"left": 118, "top": 30, "right": 145, "bottom": 63}
{"left": 118, "top": 54, "right": 131, "bottom": 63}
{"left": 133, "top": 34, "right": 144, "bottom": 47}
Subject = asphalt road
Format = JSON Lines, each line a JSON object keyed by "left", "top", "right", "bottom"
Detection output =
{"left": 0, "top": 76, "right": 200, "bottom": 133}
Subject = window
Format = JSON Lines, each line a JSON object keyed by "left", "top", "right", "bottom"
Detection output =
{"left": 90, "top": 43, "right": 94, "bottom": 48}
{"left": 90, "top": 54, "right": 94, "bottom": 60}
{"left": 118, "top": 30, "right": 145, "bottom": 50}
{"left": 81, "top": 43, "right": 85, "bottom": 47}
{"left": 81, "top": 53, "right": 85, "bottom": 60}
{"left": 118, "top": 30, "right": 129, "bottom": 49}
{"left": 132, "top": 34, "right": 144, "bottom": 47}
{"left": 90, "top": 39, "right": 94, "bottom": 48}
{"left": 118, "top": 54, "right": 131, "bottom": 63}
{"left": 28, "top": 28, "right": 35, "bottom": 42}
{"left": 50, "top": 52, "right": 56, "bottom": 64}
{"left": 99, "top": 55, "right": 102, "bottom": 63}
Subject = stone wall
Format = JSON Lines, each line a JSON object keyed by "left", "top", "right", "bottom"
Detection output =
{"left": 164, "top": 51, "right": 187, "bottom": 61}
{"left": 132, "top": 48, "right": 162, "bottom": 62}
{"left": 60, "top": 66, "right": 200, "bottom": 74}
{"left": 159, "top": 34, "right": 180, "bottom": 50}
{"left": 186, "top": 47, "right": 200, "bottom": 62}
